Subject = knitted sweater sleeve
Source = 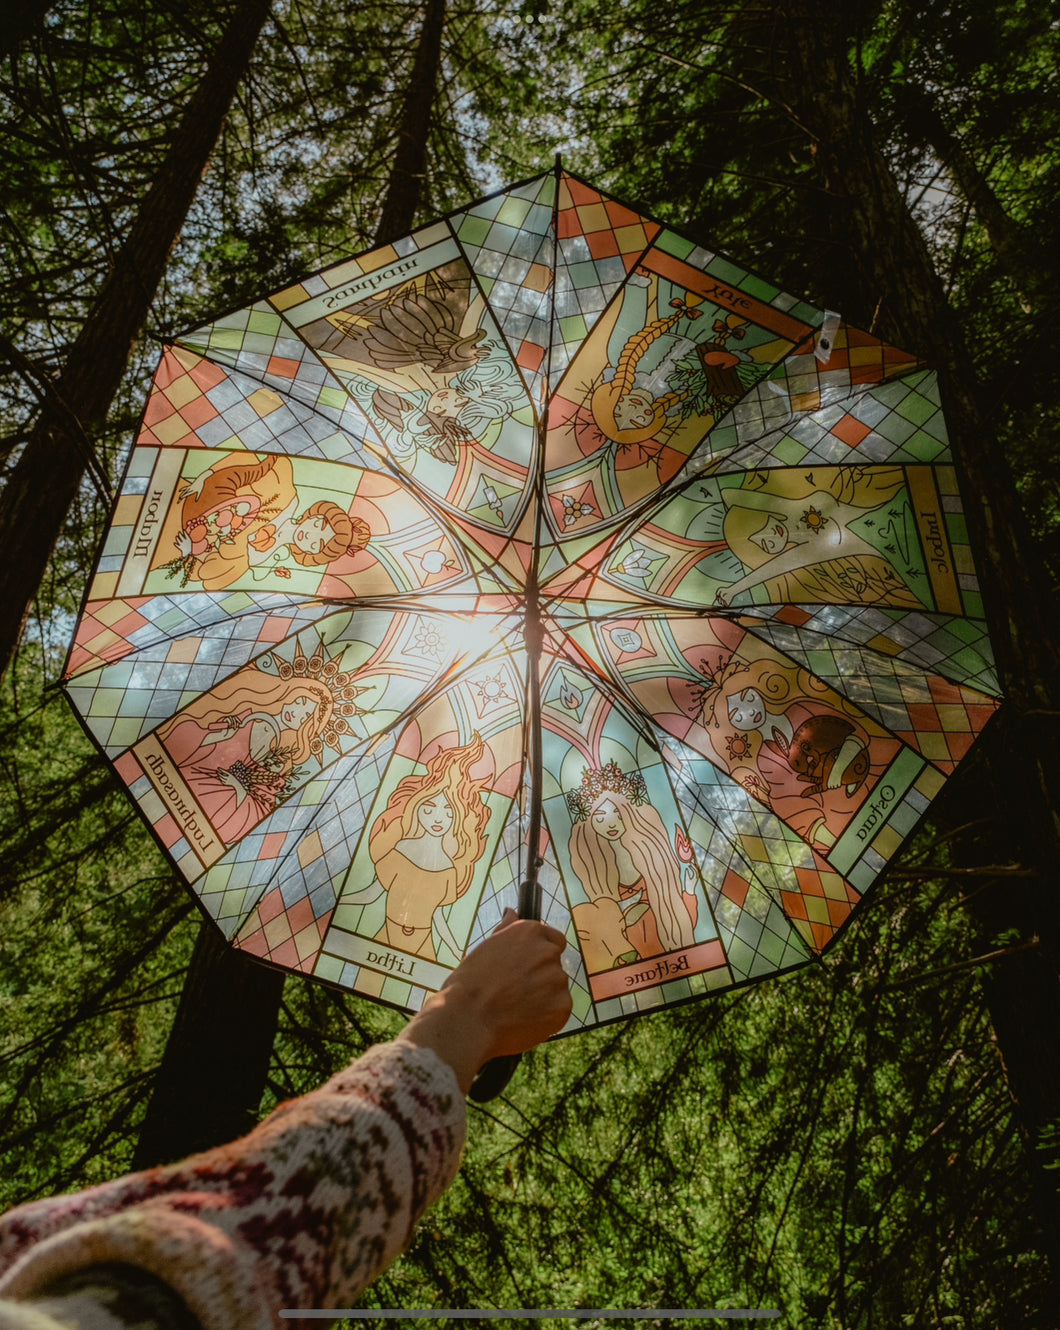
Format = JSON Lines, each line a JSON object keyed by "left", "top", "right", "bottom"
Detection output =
{"left": 0, "top": 1043, "right": 466, "bottom": 1330}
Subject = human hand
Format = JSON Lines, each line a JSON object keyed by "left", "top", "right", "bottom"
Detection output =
{"left": 217, "top": 768, "right": 247, "bottom": 806}
{"left": 398, "top": 910, "right": 571, "bottom": 1094}
{"left": 174, "top": 530, "right": 193, "bottom": 557}
{"left": 178, "top": 473, "right": 208, "bottom": 502}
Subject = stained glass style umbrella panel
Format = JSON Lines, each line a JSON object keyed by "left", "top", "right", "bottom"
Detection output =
{"left": 64, "top": 168, "right": 1001, "bottom": 1034}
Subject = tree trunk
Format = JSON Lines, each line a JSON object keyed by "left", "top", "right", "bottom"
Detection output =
{"left": 133, "top": 0, "right": 445, "bottom": 1167}
{"left": 373, "top": 0, "right": 446, "bottom": 243}
{"left": 0, "top": 0, "right": 58, "bottom": 59}
{"left": 899, "top": 84, "right": 1044, "bottom": 310}
{"left": 0, "top": 0, "right": 274, "bottom": 680}
{"left": 759, "top": 0, "right": 1060, "bottom": 1272}
{"left": 132, "top": 923, "right": 284, "bottom": 1166}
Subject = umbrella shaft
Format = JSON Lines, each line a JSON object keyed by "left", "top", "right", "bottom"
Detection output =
{"left": 521, "top": 580, "right": 544, "bottom": 920}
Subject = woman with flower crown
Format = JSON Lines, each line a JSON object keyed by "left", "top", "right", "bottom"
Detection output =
{"left": 567, "top": 763, "right": 696, "bottom": 971}
{"left": 158, "top": 667, "right": 335, "bottom": 845}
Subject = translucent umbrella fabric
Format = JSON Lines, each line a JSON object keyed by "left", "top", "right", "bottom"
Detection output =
{"left": 64, "top": 168, "right": 1000, "bottom": 1034}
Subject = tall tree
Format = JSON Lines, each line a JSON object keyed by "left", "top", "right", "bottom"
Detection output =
{"left": 132, "top": 0, "right": 454, "bottom": 1167}
{"left": 0, "top": 0, "right": 274, "bottom": 680}
{"left": 740, "top": 0, "right": 1060, "bottom": 1272}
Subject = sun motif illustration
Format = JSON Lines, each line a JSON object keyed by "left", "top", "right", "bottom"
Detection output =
{"left": 799, "top": 505, "right": 830, "bottom": 536}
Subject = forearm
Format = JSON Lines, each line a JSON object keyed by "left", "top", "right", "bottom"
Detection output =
{"left": 0, "top": 1044, "right": 465, "bottom": 1328}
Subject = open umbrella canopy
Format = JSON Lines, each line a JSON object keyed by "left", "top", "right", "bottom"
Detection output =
{"left": 64, "top": 167, "right": 1001, "bottom": 1034}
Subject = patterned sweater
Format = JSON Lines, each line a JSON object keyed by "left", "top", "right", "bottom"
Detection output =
{"left": 0, "top": 1043, "right": 465, "bottom": 1329}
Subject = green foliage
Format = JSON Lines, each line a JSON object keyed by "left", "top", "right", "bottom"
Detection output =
{"left": 1, "top": 1, "right": 1059, "bottom": 1325}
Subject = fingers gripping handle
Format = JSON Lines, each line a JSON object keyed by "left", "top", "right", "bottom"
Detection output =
{"left": 467, "top": 875, "right": 542, "bottom": 1103}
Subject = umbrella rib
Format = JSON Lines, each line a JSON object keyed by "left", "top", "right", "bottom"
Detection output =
{"left": 223, "top": 615, "right": 522, "bottom": 939}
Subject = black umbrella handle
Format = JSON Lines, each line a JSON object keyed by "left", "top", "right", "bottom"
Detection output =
{"left": 466, "top": 874, "right": 542, "bottom": 1102}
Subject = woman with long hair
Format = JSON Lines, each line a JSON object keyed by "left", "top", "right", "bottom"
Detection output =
{"left": 568, "top": 768, "right": 695, "bottom": 968}
{"left": 699, "top": 655, "right": 892, "bottom": 849}
{"left": 158, "top": 669, "right": 334, "bottom": 845}
{"left": 712, "top": 466, "right": 924, "bottom": 609}
{"left": 366, "top": 736, "right": 491, "bottom": 961}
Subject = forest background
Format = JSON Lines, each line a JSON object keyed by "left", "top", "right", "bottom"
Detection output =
{"left": 1, "top": 0, "right": 1059, "bottom": 1326}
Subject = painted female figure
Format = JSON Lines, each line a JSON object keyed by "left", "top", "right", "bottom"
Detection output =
{"left": 710, "top": 466, "right": 924, "bottom": 609}
{"left": 161, "top": 454, "right": 370, "bottom": 591}
{"left": 366, "top": 736, "right": 491, "bottom": 962}
{"left": 158, "top": 670, "right": 334, "bottom": 845}
{"left": 567, "top": 764, "right": 696, "bottom": 971}
{"left": 699, "top": 656, "right": 894, "bottom": 850}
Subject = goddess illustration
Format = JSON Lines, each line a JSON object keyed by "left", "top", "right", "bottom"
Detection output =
{"left": 157, "top": 665, "right": 348, "bottom": 845}
{"left": 566, "top": 763, "right": 697, "bottom": 973}
{"left": 300, "top": 262, "right": 524, "bottom": 463}
{"left": 363, "top": 736, "right": 491, "bottom": 961}
{"left": 698, "top": 656, "right": 892, "bottom": 850}
{"left": 159, "top": 454, "right": 370, "bottom": 591}
{"left": 570, "top": 270, "right": 759, "bottom": 484}
{"left": 707, "top": 466, "right": 925, "bottom": 609}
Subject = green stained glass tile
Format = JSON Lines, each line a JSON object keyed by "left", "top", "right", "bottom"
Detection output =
{"left": 888, "top": 801, "right": 920, "bottom": 836}
{"left": 735, "top": 912, "right": 764, "bottom": 948}
{"left": 962, "top": 590, "right": 984, "bottom": 619}
{"left": 331, "top": 903, "right": 361, "bottom": 932}
{"left": 477, "top": 276, "right": 495, "bottom": 297}
{"left": 772, "top": 435, "right": 807, "bottom": 464}
{"left": 741, "top": 274, "right": 780, "bottom": 302}
{"left": 320, "top": 432, "right": 352, "bottom": 459}
{"left": 209, "top": 862, "right": 233, "bottom": 888}
{"left": 895, "top": 391, "right": 937, "bottom": 425}
{"left": 66, "top": 687, "right": 95, "bottom": 715}
{"left": 947, "top": 617, "right": 982, "bottom": 644}
{"left": 525, "top": 202, "right": 553, "bottom": 234}
{"left": 458, "top": 215, "right": 492, "bottom": 247}
{"left": 873, "top": 412, "right": 916, "bottom": 444}
{"left": 725, "top": 936, "right": 756, "bottom": 975}
{"left": 703, "top": 966, "right": 733, "bottom": 990}
{"left": 101, "top": 661, "right": 134, "bottom": 686}
{"left": 746, "top": 948, "right": 782, "bottom": 978}
{"left": 790, "top": 300, "right": 823, "bottom": 323}
{"left": 945, "top": 512, "right": 969, "bottom": 544}
{"left": 661, "top": 978, "right": 693, "bottom": 1003}
{"left": 656, "top": 230, "right": 695, "bottom": 261}
{"left": 496, "top": 196, "right": 533, "bottom": 227}
{"left": 922, "top": 407, "right": 948, "bottom": 436}
{"left": 314, "top": 952, "right": 345, "bottom": 983}
{"left": 755, "top": 928, "right": 788, "bottom": 967}
{"left": 706, "top": 257, "right": 749, "bottom": 287}
{"left": 243, "top": 332, "right": 279, "bottom": 355}
{"left": 88, "top": 688, "right": 125, "bottom": 717}
{"left": 208, "top": 328, "right": 244, "bottom": 350}
{"left": 848, "top": 860, "right": 876, "bottom": 892}
{"left": 300, "top": 780, "right": 330, "bottom": 806}
{"left": 108, "top": 718, "right": 146, "bottom": 748}
{"left": 952, "top": 645, "right": 989, "bottom": 677}
{"left": 807, "top": 650, "right": 836, "bottom": 676}
{"left": 248, "top": 310, "right": 283, "bottom": 335}
{"left": 560, "top": 314, "right": 588, "bottom": 342}
{"left": 904, "top": 431, "right": 945, "bottom": 461}
{"left": 569, "top": 982, "right": 593, "bottom": 1022}
{"left": 317, "top": 386, "right": 347, "bottom": 409}
{"left": 486, "top": 222, "right": 519, "bottom": 251}
{"left": 568, "top": 261, "right": 601, "bottom": 290}
{"left": 381, "top": 976, "right": 413, "bottom": 1005}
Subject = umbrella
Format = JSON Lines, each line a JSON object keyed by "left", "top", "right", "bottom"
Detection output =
{"left": 64, "top": 165, "right": 1000, "bottom": 1053}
